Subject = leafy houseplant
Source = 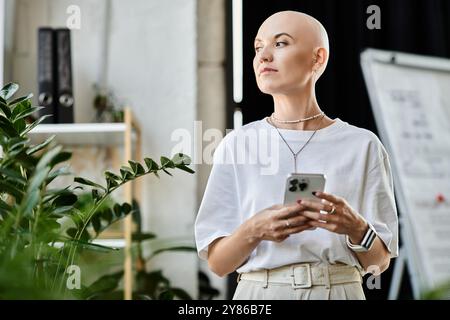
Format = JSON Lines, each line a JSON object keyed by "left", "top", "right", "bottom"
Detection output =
{"left": 0, "top": 83, "right": 195, "bottom": 299}
{"left": 78, "top": 199, "right": 220, "bottom": 300}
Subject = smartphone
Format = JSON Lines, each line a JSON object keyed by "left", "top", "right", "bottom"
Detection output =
{"left": 283, "top": 173, "right": 326, "bottom": 206}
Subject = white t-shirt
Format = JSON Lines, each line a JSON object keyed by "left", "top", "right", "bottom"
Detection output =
{"left": 194, "top": 117, "right": 399, "bottom": 273}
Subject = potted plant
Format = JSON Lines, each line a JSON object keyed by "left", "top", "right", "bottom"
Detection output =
{"left": 0, "top": 83, "right": 195, "bottom": 299}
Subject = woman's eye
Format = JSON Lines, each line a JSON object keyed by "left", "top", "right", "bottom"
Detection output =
{"left": 255, "top": 47, "right": 262, "bottom": 52}
{"left": 275, "top": 41, "right": 287, "bottom": 47}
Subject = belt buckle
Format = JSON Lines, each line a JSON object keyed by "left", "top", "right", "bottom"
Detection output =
{"left": 291, "top": 264, "right": 312, "bottom": 289}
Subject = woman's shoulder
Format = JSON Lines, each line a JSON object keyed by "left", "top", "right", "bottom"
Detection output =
{"left": 340, "top": 121, "right": 381, "bottom": 143}
{"left": 220, "top": 120, "right": 266, "bottom": 143}
{"left": 339, "top": 121, "right": 389, "bottom": 164}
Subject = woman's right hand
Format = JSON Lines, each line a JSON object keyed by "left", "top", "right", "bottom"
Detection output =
{"left": 246, "top": 202, "right": 315, "bottom": 243}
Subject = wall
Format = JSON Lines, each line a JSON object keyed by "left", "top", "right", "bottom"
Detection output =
{"left": 196, "top": 0, "right": 228, "bottom": 299}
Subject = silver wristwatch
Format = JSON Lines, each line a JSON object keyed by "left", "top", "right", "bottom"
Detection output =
{"left": 346, "top": 222, "right": 377, "bottom": 252}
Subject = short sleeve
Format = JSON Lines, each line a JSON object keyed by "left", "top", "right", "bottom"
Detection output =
{"left": 194, "top": 135, "right": 241, "bottom": 260}
{"left": 360, "top": 151, "right": 399, "bottom": 258}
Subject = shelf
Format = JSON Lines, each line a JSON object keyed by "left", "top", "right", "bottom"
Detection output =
{"left": 93, "top": 238, "right": 126, "bottom": 249}
{"left": 28, "top": 123, "right": 135, "bottom": 146}
{"left": 52, "top": 239, "right": 126, "bottom": 250}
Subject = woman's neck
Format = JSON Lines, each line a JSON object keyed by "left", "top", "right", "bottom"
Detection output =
{"left": 271, "top": 93, "right": 333, "bottom": 130}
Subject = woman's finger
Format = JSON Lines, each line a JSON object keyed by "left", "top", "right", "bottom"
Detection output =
{"left": 299, "top": 209, "right": 339, "bottom": 223}
{"left": 298, "top": 198, "right": 335, "bottom": 213}
{"left": 312, "top": 191, "right": 345, "bottom": 205}
{"left": 286, "top": 215, "right": 311, "bottom": 227}
{"left": 278, "top": 203, "right": 303, "bottom": 219}
{"left": 308, "top": 220, "right": 338, "bottom": 232}
{"left": 284, "top": 224, "right": 314, "bottom": 235}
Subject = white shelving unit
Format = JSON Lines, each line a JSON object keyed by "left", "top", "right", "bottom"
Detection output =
{"left": 28, "top": 108, "right": 141, "bottom": 300}
{"left": 28, "top": 123, "right": 134, "bottom": 146}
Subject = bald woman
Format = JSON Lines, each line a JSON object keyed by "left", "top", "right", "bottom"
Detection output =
{"left": 195, "top": 11, "right": 398, "bottom": 300}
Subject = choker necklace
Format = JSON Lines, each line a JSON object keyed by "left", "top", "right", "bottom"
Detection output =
{"left": 267, "top": 114, "right": 325, "bottom": 173}
{"left": 271, "top": 111, "right": 324, "bottom": 124}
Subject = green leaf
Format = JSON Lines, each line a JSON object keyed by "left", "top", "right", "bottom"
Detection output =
{"left": 144, "top": 157, "right": 159, "bottom": 171}
{"left": 92, "top": 189, "right": 102, "bottom": 202}
{"left": 135, "top": 163, "right": 145, "bottom": 175}
{"left": 160, "top": 156, "right": 175, "bottom": 168}
{"left": 127, "top": 160, "right": 145, "bottom": 175}
{"left": 0, "top": 180, "right": 24, "bottom": 200}
{"left": 46, "top": 166, "right": 71, "bottom": 184}
{"left": 0, "top": 167, "right": 26, "bottom": 185}
{"left": 159, "top": 290, "right": 174, "bottom": 300}
{"left": 91, "top": 215, "right": 101, "bottom": 234}
{"left": 148, "top": 246, "right": 196, "bottom": 259}
{"left": 82, "top": 271, "right": 124, "bottom": 298}
{"left": 176, "top": 164, "right": 195, "bottom": 174}
{"left": 172, "top": 153, "right": 191, "bottom": 166}
{"left": 27, "top": 135, "right": 55, "bottom": 155}
{"left": 105, "top": 171, "right": 121, "bottom": 181}
{"left": 36, "top": 145, "right": 62, "bottom": 171}
{"left": 27, "top": 167, "right": 50, "bottom": 191}
{"left": 20, "top": 115, "right": 53, "bottom": 136}
{"left": 20, "top": 189, "right": 40, "bottom": 216}
{"left": 0, "top": 82, "right": 19, "bottom": 100}
{"left": 132, "top": 232, "right": 156, "bottom": 242}
{"left": 168, "top": 287, "right": 192, "bottom": 300}
{"left": 66, "top": 228, "right": 77, "bottom": 238}
{"left": 106, "top": 176, "right": 119, "bottom": 190}
{"left": 0, "top": 199, "right": 12, "bottom": 212}
{"left": 67, "top": 238, "right": 119, "bottom": 253}
{"left": 49, "top": 151, "right": 72, "bottom": 168}
{"left": 113, "top": 203, "right": 122, "bottom": 218}
{"left": 120, "top": 166, "right": 133, "bottom": 180}
{"left": 0, "top": 100, "right": 11, "bottom": 117}
{"left": 53, "top": 193, "right": 78, "bottom": 206}
{"left": 162, "top": 168, "right": 172, "bottom": 176}
{"left": 100, "top": 208, "right": 113, "bottom": 223}
{"left": 8, "top": 93, "right": 33, "bottom": 109}
{"left": 0, "top": 115, "right": 18, "bottom": 137}
{"left": 128, "top": 160, "right": 139, "bottom": 174}
{"left": 8, "top": 136, "right": 29, "bottom": 151}
{"left": 10, "top": 97, "right": 30, "bottom": 117}
{"left": 13, "top": 106, "right": 43, "bottom": 122}
{"left": 66, "top": 228, "right": 90, "bottom": 242}
{"left": 121, "top": 203, "right": 132, "bottom": 214}
{"left": 74, "top": 177, "right": 106, "bottom": 191}
{"left": 51, "top": 206, "right": 73, "bottom": 216}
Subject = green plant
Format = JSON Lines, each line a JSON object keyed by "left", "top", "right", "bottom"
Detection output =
{"left": 0, "top": 83, "right": 195, "bottom": 299}
{"left": 422, "top": 281, "right": 450, "bottom": 300}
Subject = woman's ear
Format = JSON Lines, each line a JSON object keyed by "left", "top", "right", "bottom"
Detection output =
{"left": 313, "top": 47, "right": 328, "bottom": 69}
{"left": 312, "top": 47, "right": 329, "bottom": 78}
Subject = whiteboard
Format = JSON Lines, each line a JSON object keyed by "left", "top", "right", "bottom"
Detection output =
{"left": 361, "top": 49, "right": 450, "bottom": 297}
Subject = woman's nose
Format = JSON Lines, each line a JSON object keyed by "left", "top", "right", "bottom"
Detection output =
{"left": 258, "top": 47, "right": 273, "bottom": 63}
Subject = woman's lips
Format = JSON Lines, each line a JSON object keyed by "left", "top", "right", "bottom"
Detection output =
{"left": 260, "top": 68, "right": 278, "bottom": 76}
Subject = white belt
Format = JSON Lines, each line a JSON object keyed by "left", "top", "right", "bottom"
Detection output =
{"left": 238, "top": 263, "right": 362, "bottom": 289}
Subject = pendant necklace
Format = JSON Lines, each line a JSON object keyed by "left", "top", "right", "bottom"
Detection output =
{"left": 267, "top": 113, "right": 325, "bottom": 173}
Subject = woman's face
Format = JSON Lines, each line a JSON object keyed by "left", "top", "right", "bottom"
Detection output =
{"left": 253, "top": 12, "right": 320, "bottom": 95}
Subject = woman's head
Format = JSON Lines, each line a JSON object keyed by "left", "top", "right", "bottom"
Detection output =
{"left": 253, "top": 11, "right": 329, "bottom": 95}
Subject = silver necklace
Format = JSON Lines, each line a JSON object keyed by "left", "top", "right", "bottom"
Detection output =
{"left": 267, "top": 115, "right": 325, "bottom": 173}
{"left": 271, "top": 111, "right": 324, "bottom": 124}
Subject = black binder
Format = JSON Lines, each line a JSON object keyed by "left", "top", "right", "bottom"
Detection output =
{"left": 54, "top": 28, "right": 74, "bottom": 123}
{"left": 37, "top": 28, "right": 56, "bottom": 123}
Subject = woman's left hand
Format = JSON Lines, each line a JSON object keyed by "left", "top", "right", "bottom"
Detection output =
{"left": 298, "top": 191, "right": 369, "bottom": 244}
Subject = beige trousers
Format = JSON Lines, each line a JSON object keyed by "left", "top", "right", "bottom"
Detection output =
{"left": 233, "top": 263, "right": 366, "bottom": 300}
